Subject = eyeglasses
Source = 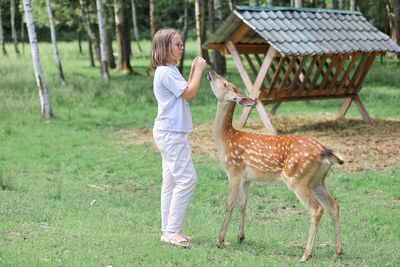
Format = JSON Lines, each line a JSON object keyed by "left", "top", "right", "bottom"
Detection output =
{"left": 176, "top": 43, "right": 184, "bottom": 50}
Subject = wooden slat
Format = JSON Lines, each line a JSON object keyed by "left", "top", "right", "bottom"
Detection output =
{"left": 244, "top": 54, "right": 258, "bottom": 78}
{"left": 355, "top": 53, "right": 377, "bottom": 93}
{"left": 238, "top": 45, "right": 278, "bottom": 130}
{"left": 287, "top": 56, "right": 307, "bottom": 97}
{"left": 297, "top": 56, "right": 317, "bottom": 97}
{"left": 353, "top": 94, "right": 372, "bottom": 124}
{"left": 336, "top": 54, "right": 358, "bottom": 94}
{"left": 261, "top": 93, "right": 358, "bottom": 105}
{"left": 328, "top": 54, "right": 348, "bottom": 94}
{"left": 230, "top": 24, "right": 251, "bottom": 44}
{"left": 254, "top": 54, "right": 272, "bottom": 83}
{"left": 266, "top": 56, "right": 286, "bottom": 98}
{"left": 277, "top": 56, "right": 297, "bottom": 99}
{"left": 347, "top": 54, "right": 368, "bottom": 94}
{"left": 255, "top": 100, "right": 277, "bottom": 135}
{"left": 319, "top": 55, "right": 339, "bottom": 93}
{"left": 336, "top": 96, "right": 353, "bottom": 119}
{"left": 208, "top": 44, "right": 269, "bottom": 55}
{"left": 309, "top": 55, "right": 327, "bottom": 96}
{"left": 226, "top": 41, "right": 253, "bottom": 92}
{"left": 244, "top": 54, "right": 271, "bottom": 89}
{"left": 249, "top": 46, "right": 278, "bottom": 99}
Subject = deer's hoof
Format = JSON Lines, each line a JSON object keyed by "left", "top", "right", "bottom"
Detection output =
{"left": 216, "top": 239, "right": 224, "bottom": 248}
{"left": 238, "top": 236, "right": 245, "bottom": 243}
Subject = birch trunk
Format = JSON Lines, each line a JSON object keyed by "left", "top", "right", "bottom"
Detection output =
{"left": 350, "top": 0, "right": 356, "bottom": 11}
{"left": 195, "top": 0, "right": 202, "bottom": 57}
{"left": 295, "top": 0, "right": 302, "bottom": 7}
{"left": 80, "top": 0, "right": 101, "bottom": 66}
{"left": 46, "top": 0, "right": 67, "bottom": 86}
{"left": 102, "top": 2, "right": 115, "bottom": 68}
{"left": 114, "top": 0, "right": 133, "bottom": 73}
{"left": 131, "top": 0, "right": 142, "bottom": 53}
{"left": 96, "top": 0, "right": 110, "bottom": 82}
{"left": 23, "top": 0, "right": 53, "bottom": 119}
{"left": 0, "top": 5, "right": 7, "bottom": 56}
{"left": 11, "top": 0, "right": 20, "bottom": 54}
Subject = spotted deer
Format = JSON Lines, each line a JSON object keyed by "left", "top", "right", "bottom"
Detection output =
{"left": 207, "top": 70, "right": 344, "bottom": 262}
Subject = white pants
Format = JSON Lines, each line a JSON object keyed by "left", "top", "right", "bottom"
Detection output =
{"left": 153, "top": 128, "right": 197, "bottom": 235}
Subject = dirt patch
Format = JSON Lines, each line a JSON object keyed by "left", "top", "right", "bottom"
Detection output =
{"left": 117, "top": 115, "right": 400, "bottom": 172}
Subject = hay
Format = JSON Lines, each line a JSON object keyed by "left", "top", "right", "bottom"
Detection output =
{"left": 118, "top": 115, "right": 400, "bottom": 172}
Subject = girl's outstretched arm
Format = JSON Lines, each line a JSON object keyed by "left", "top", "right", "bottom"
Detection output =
{"left": 182, "top": 57, "right": 207, "bottom": 101}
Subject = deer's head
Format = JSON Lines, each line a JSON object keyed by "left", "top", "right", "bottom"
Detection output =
{"left": 207, "top": 70, "right": 256, "bottom": 107}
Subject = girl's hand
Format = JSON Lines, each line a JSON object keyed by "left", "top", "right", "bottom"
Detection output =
{"left": 194, "top": 57, "right": 207, "bottom": 72}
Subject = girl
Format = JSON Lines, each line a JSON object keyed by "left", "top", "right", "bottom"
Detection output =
{"left": 151, "top": 28, "right": 207, "bottom": 247}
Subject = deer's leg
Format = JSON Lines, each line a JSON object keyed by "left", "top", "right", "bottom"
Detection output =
{"left": 238, "top": 180, "right": 250, "bottom": 242}
{"left": 293, "top": 186, "right": 324, "bottom": 263}
{"left": 217, "top": 174, "right": 241, "bottom": 247}
{"left": 312, "top": 183, "right": 343, "bottom": 258}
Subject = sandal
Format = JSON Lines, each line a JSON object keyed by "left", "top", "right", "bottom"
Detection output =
{"left": 160, "top": 234, "right": 190, "bottom": 248}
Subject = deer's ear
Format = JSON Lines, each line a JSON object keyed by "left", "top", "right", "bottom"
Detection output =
{"left": 231, "top": 94, "right": 256, "bottom": 107}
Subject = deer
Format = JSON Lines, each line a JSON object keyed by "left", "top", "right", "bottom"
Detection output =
{"left": 206, "top": 70, "right": 344, "bottom": 262}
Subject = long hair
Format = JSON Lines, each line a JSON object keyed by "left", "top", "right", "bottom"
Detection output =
{"left": 151, "top": 28, "right": 178, "bottom": 68}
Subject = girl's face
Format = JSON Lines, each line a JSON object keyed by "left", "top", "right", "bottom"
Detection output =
{"left": 168, "top": 33, "right": 184, "bottom": 65}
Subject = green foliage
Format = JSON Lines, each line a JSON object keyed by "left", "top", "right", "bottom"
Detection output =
{"left": 1, "top": 0, "right": 397, "bottom": 43}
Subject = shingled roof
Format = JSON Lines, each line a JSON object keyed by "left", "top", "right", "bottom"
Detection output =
{"left": 203, "top": 6, "right": 400, "bottom": 55}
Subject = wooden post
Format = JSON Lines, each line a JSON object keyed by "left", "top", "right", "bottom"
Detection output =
{"left": 226, "top": 41, "right": 278, "bottom": 134}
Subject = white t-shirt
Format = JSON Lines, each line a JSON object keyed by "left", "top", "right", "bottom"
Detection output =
{"left": 153, "top": 64, "right": 193, "bottom": 132}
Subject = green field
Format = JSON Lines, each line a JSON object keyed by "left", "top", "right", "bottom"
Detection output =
{"left": 1, "top": 40, "right": 399, "bottom": 266}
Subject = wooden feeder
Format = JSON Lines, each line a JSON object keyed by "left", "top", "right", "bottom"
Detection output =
{"left": 203, "top": 6, "right": 400, "bottom": 135}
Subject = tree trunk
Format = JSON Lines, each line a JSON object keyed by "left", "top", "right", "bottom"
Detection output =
{"left": 46, "top": 0, "right": 67, "bottom": 86}
{"left": 149, "top": 0, "right": 155, "bottom": 38}
{"left": 114, "top": 0, "right": 133, "bottom": 73}
{"left": 228, "top": 0, "right": 233, "bottom": 10}
{"left": 339, "top": 0, "right": 344, "bottom": 9}
{"left": 78, "top": 30, "right": 83, "bottom": 53}
{"left": 80, "top": 0, "right": 101, "bottom": 65}
{"left": 332, "top": 0, "right": 338, "bottom": 9}
{"left": 21, "top": 13, "right": 25, "bottom": 54}
{"left": 200, "top": 0, "right": 209, "bottom": 63}
{"left": 88, "top": 39, "right": 95, "bottom": 67}
{"left": 102, "top": 2, "right": 116, "bottom": 68}
{"left": 212, "top": 0, "right": 226, "bottom": 75}
{"left": 195, "top": 0, "right": 202, "bottom": 57}
{"left": 350, "top": 0, "right": 356, "bottom": 11}
{"left": 131, "top": 0, "right": 142, "bottom": 53}
{"left": 11, "top": 0, "right": 20, "bottom": 54}
{"left": 393, "top": 0, "right": 400, "bottom": 61}
{"left": 96, "top": 0, "right": 110, "bottom": 82}
{"left": 251, "top": 0, "right": 260, "bottom": 6}
{"left": 23, "top": 0, "right": 53, "bottom": 120}
{"left": 267, "top": 0, "right": 277, "bottom": 6}
{"left": 295, "top": 0, "right": 302, "bottom": 7}
{"left": 178, "top": 0, "right": 189, "bottom": 73}
{"left": 0, "top": 5, "right": 7, "bottom": 56}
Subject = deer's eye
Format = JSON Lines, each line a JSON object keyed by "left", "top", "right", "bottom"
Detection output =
{"left": 223, "top": 82, "right": 227, "bottom": 88}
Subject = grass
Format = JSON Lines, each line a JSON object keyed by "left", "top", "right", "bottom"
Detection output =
{"left": 0, "top": 40, "right": 400, "bottom": 266}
